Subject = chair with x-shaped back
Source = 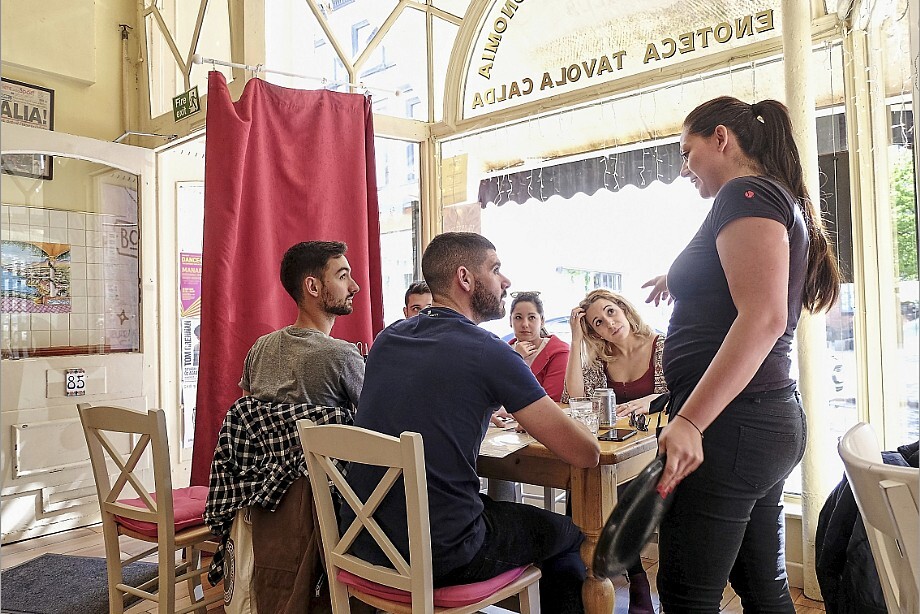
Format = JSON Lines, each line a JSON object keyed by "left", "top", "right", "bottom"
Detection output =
{"left": 297, "top": 421, "right": 541, "bottom": 614}
{"left": 78, "top": 403, "right": 223, "bottom": 614}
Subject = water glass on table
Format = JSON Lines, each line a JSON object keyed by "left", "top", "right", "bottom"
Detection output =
{"left": 568, "top": 397, "right": 598, "bottom": 435}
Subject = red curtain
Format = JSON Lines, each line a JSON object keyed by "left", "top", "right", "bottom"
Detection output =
{"left": 190, "top": 72, "right": 383, "bottom": 485}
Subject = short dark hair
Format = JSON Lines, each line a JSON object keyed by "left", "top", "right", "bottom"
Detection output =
{"left": 404, "top": 280, "right": 431, "bottom": 306}
{"left": 421, "top": 232, "right": 496, "bottom": 297}
{"left": 280, "top": 241, "right": 347, "bottom": 305}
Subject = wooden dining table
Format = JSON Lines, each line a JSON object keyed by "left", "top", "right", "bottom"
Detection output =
{"left": 478, "top": 421, "right": 659, "bottom": 614}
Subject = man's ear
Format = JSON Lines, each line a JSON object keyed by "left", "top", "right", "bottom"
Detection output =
{"left": 304, "top": 275, "right": 321, "bottom": 298}
{"left": 457, "top": 265, "right": 473, "bottom": 293}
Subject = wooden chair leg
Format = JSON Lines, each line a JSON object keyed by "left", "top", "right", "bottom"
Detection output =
{"left": 158, "top": 543, "right": 177, "bottom": 614}
{"left": 543, "top": 487, "right": 554, "bottom": 510}
{"left": 185, "top": 546, "right": 208, "bottom": 614}
{"left": 519, "top": 582, "right": 541, "bottom": 614}
{"left": 105, "top": 526, "right": 126, "bottom": 614}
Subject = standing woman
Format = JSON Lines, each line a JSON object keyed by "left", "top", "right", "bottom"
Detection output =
{"left": 508, "top": 291, "right": 570, "bottom": 401}
{"left": 647, "top": 96, "right": 840, "bottom": 612}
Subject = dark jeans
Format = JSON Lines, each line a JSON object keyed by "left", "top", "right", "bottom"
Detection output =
{"left": 658, "top": 385, "right": 806, "bottom": 613}
{"left": 435, "top": 495, "right": 586, "bottom": 614}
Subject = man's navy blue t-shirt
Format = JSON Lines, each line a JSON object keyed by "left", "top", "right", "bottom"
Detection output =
{"left": 340, "top": 306, "right": 547, "bottom": 577}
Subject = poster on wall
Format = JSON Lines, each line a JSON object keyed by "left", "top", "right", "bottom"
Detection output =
{"left": 1, "top": 78, "right": 54, "bottom": 130}
{"left": 101, "top": 181, "right": 140, "bottom": 351}
{"left": 1, "top": 154, "right": 53, "bottom": 180}
{"left": 177, "top": 183, "right": 205, "bottom": 448}
{"left": 2, "top": 78, "right": 55, "bottom": 180}
{"left": 179, "top": 251, "right": 202, "bottom": 448}
{"left": 180, "top": 317, "right": 200, "bottom": 383}
{"left": 180, "top": 316, "right": 200, "bottom": 449}
{"left": 180, "top": 252, "right": 202, "bottom": 317}
{"left": 0, "top": 240, "right": 71, "bottom": 312}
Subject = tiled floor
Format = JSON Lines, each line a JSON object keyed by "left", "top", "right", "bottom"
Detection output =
{"left": 2, "top": 522, "right": 826, "bottom": 613}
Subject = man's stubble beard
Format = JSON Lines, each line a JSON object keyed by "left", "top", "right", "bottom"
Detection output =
{"left": 470, "top": 281, "right": 504, "bottom": 322}
{"left": 321, "top": 287, "right": 354, "bottom": 316}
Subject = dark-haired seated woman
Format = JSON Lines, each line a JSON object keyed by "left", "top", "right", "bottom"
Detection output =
{"left": 508, "top": 291, "right": 569, "bottom": 401}
{"left": 488, "top": 291, "right": 570, "bottom": 502}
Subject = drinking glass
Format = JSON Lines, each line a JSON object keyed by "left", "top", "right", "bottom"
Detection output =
{"left": 568, "top": 397, "right": 598, "bottom": 435}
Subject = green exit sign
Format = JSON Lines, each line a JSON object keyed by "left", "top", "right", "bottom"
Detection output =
{"left": 173, "top": 86, "right": 200, "bottom": 122}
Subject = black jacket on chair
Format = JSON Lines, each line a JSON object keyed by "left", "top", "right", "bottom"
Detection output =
{"left": 815, "top": 441, "right": 919, "bottom": 614}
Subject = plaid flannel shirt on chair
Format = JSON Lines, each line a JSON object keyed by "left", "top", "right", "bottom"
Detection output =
{"left": 204, "top": 396, "right": 354, "bottom": 584}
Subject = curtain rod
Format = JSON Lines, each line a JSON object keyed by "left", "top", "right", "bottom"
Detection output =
{"left": 191, "top": 54, "right": 400, "bottom": 97}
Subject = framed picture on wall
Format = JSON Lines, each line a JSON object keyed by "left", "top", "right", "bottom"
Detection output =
{"left": 1, "top": 153, "right": 53, "bottom": 180}
{"left": 1, "top": 78, "right": 55, "bottom": 180}
{"left": 1, "top": 78, "right": 54, "bottom": 131}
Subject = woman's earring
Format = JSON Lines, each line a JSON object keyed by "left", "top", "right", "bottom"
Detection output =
{"left": 632, "top": 322, "right": 640, "bottom": 333}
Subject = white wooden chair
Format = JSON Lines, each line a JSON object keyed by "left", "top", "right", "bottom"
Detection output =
{"left": 838, "top": 422, "right": 919, "bottom": 614}
{"left": 78, "top": 403, "right": 223, "bottom": 614}
{"left": 297, "top": 422, "right": 541, "bottom": 614}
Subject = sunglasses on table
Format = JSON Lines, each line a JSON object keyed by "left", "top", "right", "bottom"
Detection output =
{"left": 629, "top": 410, "right": 649, "bottom": 432}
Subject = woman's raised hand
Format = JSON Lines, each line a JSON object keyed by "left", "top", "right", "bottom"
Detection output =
{"left": 514, "top": 341, "right": 537, "bottom": 358}
{"left": 642, "top": 275, "right": 672, "bottom": 306}
{"left": 569, "top": 307, "right": 586, "bottom": 341}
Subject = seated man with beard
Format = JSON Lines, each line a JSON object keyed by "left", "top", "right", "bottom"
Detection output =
{"left": 342, "top": 232, "right": 599, "bottom": 614}
{"left": 208, "top": 240, "right": 365, "bottom": 614}
{"left": 240, "top": 240, "right": 364, "bottom": 408}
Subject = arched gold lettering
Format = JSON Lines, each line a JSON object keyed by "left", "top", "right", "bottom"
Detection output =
{"left": 713, "top": 22, "right": 732, "bottom": 43}
{"left": 735, "top": 15, "right": 753, "bottom": 37}
{"left": 661, "top": 38, "right": 677, "bottom": 58}
{"left": 484, "top": 33, "right": 502, "bottom": 54}
{"left": 597, "top": 55, "right": 613, "bottom": 74}
{"left": 754, "top": 9, "right": 774, "bottom": 32}
{"left": 567, "top": 64, "right": 582, "bottom": 82}
{"left": 500, "top": 0, "right": 519, "bottom": 18}
{"left": 695, "top": 27, "right": 712, "bottom": 48}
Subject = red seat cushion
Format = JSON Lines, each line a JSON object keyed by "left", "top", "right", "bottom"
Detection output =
{"left": 337, "top": 566, "right": 528, "bottom": 608}
{"left": 114, "top": 486, "right": 208, "bottom": 537}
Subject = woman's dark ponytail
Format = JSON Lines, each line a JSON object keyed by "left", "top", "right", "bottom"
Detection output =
{"left": 684, "top": 96, "right": 842, "bottom": 312}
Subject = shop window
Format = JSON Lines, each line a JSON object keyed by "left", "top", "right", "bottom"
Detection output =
{"left": 376, "top": 138, "right": 421, "bottom": 324}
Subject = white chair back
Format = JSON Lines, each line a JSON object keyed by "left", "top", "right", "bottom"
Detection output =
{"left": 838, "top": 422, "right": 919, "bottom": 614}
{"left": 79, "top": 403, "right": 220, "bottom": 614}
{"left": 297, "top": 421, "right": 541, "bottom": 614}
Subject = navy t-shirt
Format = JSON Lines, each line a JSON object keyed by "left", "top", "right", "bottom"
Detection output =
{"left": 663, "top": 176, "right": 808, "bottom": 394}
{"left": 341, "top": 307, "right": 547, "bottom": 577}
